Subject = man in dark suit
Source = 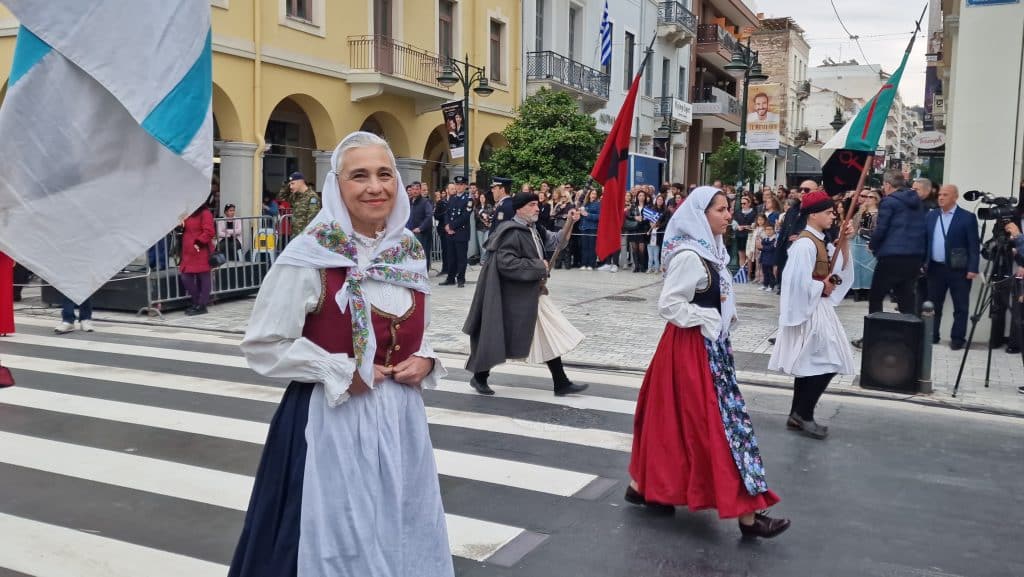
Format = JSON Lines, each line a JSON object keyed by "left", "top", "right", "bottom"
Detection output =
{"left": 924, "top": 184, "right": 980, "bottom": 350}
{"left": 441, "top": 175, "right": 472, "bottom": 287}
{"left": 405, "top": 181, "right": 434, "bottom": 270}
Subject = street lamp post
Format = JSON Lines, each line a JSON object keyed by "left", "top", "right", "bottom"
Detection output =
{"left": 436, "top": 55, "right": 494, "bottom": 184}
{"left": 725, "top": 38, "right": 768, "bottom": 193}
{"left": 659, "top": 96, "right": 683, "bottom": 184}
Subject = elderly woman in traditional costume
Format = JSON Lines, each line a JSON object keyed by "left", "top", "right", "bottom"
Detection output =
{"left": 626, "top": 186, "right": 790, "bottom": 539}
{"left": 228, "top": 132, "right": 453, "bottom": 577}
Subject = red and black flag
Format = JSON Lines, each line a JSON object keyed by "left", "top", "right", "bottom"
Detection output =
{"left": 590, "top": 73, "right": 642, "bottom": 259}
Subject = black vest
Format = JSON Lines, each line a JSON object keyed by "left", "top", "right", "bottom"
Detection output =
{"left": 689, "top": 253, "right": 722, "bottom": 313}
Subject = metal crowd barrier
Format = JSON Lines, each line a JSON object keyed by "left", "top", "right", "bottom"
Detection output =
{"left": 138, "top": 214, "right": 293, "bottom": 317}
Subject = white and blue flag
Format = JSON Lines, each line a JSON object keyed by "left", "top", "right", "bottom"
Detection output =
{"left": 599, "top": 0, "right": 612, "bottom": 68}
{"left": 0, "top": 1, "right": 213, "bottom": 304}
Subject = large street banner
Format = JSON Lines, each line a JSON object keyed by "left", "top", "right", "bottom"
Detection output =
{"left": 441, "top": 100, "right": 466, "bottom": 160}
{"left": 0, "top": 0, "right": 213, "bottom": 304}
{"left": 745, "top": 83, "right": 781, "bottom": 150}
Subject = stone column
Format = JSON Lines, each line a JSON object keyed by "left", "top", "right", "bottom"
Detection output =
{"left": 395, "top": 157, "right": 429, "bottom": 188}
{"left": 217, "top": 141, "right": 259, "bottom": 217}
{"left": 314, "top": 150, "right": 333, "bottom": 193}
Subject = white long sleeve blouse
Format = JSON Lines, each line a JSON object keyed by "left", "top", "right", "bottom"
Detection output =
{"left": 241, "top": 257, "right": 446, "bottom": 406}
{"left": 658, "top": 250, "right": 725, "bottom": 341}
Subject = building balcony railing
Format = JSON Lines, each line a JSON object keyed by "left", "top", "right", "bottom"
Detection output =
{"left": 346, "top": 35, "right": 454, "bottom": 105}
{"left": 526, "top": 51, "right": 610, "bottom": 111}
{"left": 349, "top": 35, "right": 446, "bottom": 88}
{"left": 696, "top": 24, "right": 740, "bottom": 68}
{"left": 690, "top": 85, "right": 741, "bottom": 124}
{"left": 796, "top": 79, "right": 810, "bottom": 100}
{"left": 657, "top": 1, "right": 697, "bottom": 47}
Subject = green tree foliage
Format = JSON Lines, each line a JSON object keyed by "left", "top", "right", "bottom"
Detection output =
{"left": 481, "top": 89, "right": 605, "bottom": 187}
{"left": 706, "top": 136, "right": 765, "bottom": 190}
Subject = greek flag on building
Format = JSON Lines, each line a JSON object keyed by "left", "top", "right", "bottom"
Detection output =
{"left": 599, "top": 0, "right": 612, "bottom": 68}
{"left": 0, "top": 1, "right": 213, "bottom": 304}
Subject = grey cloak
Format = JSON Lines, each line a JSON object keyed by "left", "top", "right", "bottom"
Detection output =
{"left": 463, "top": 220, "right": 559, "bottom": 373}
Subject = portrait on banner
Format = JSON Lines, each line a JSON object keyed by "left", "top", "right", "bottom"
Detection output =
{"left": 745, "top": 84, "right": 781, "bottom": 150}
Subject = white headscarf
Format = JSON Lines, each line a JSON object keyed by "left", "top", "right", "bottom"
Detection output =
{"left": 275, "top": 131, "right": 430, "bottom": 386}
{"left": 661, "top": 186, "right": 736, "bottom": 338}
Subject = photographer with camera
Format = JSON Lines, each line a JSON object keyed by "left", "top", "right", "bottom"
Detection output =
{"left": 998, "top": 217, "right": 1024, "bottom": 365}
{"left": 924, "top": 185, "right": 980, "bottom": 351}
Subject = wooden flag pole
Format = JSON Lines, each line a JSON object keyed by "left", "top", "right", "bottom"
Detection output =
{"left": 829, "top": 155, "right": 874, "bottom": 276}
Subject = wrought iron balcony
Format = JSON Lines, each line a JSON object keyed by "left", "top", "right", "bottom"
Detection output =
{"left": 657, "top": 1, "right": 697, "bottom": 47}
{"left": 346, "top": 35, "right": 453, "bottom": 105}
{"left": 526, "top": 51, "right": 610, "bottom": 112}
{"left": 696, "top": 24, "right": 740, "bottom": 69}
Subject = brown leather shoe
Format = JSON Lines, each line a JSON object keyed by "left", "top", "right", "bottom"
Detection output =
{"left": 787, "top": 413, "right": 829, "bottom": 440}
{"left": 739, "top": 512, "right": 791, "bottom": 539}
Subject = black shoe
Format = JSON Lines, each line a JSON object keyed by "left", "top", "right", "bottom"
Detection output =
{"left": 1007, "top": 346, "right": 1020, "bottom": 354}
{"left": 932, "top": 335, "right": 940, "bottom": 345}
{"left": 1018, "top": 386, "right": 1024, "bottom": 395}
{"left": 469, "top": 377, "right": 494, "bottom": 395}
{"left": 787, "top": 413, "right": 829, "bottom": 440}
{"left": 554, "top": 382, "right": 588, "bottom": 396}
{"left": 457, "top": 281, "right": 465, "bottom": 288}
{"left": 950, "top": 340, "right": 965, "bottom": 351}
{"left": 851, "top": 338, "right": 863, "bottom": 350}
{"left": 184, "top": 305, "right": 208, "bottom": 316}
{"left": 624, "top": 486, "right": 675, "bottom": 515}
{"left": 739, "top": 512, "right": 791, "bottom": 539}
{"left": 439, "top": 279, "right": 456, "bottom": 286}
{"left": 768, "top": 337, "right": 776, "bottom": 345}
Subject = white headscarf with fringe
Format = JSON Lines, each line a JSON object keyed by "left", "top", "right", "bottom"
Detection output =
{"left": 661, "top": 186, "right": 736, "bottom": 338}
{"left": 275, "top": 131, "right": 430, "bottom": 391}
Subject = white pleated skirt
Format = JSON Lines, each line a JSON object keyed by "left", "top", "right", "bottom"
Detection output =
{"left": 527, "top": 295, "right": 585, "bottom": 364}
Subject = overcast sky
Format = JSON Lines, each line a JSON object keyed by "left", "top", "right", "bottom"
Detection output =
{"left": 754, "top": 0, "right": 930, "bottom": 106}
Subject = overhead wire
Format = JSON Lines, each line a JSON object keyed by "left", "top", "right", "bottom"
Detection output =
{"left": 827, "top": 0, "right": 881, "bottom": 73}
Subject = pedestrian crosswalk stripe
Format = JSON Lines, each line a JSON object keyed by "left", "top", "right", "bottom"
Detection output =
{"left": 0, "top": 355, "right": 632, "bottom": 451}
{"left": 4, "top": 332, "right": 250, "bottom": 368}
{"left": 11, "top": 315, "right": 645, "bottom": 388}
{"left": 1, "top": 335, "right": 639, "bottom": 415}
{"left": 0, "top": 430, "right": 530, "bottom": 564}
{"left": 13, "top": 315, "right": 245, "bottom": 346}
{"left": 0, "top": 512, "right": 228, "bottom": 577}
{"left": 432, "top": 380, "right": 637, "bottom": 415}
{"left": 0, "top": 387, "right": 601, "bottom": 497}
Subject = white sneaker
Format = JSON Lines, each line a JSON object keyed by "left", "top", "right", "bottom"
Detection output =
{"left": 80, "top": 320, "right": 95, "bottom": 332}
{"left": 54, "top": 321, "right": 75, "bottom": 334}
{"left": 609, "top": 265, "right": 619, "bottom": 272}
{"left": 597, "top": 264, "right": 611, "bottom": 271}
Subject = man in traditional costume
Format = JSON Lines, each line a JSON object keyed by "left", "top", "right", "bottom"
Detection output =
{"left": 463, "top": 192, "right": 588, "bottom": 397}
{"left": 627, "top": 186, "right": 789, "bottom": 538}
{"left": 769, "top": 189, "right": 856, "bottom": 440}
{"left": 229, "top": 132, "right": 453, "bottom": 577}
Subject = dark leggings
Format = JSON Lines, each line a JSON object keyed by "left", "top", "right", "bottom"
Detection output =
{"left": 475, "top": 357, "right": 571, "bottom": 389}
{"left": 790, "top": 373, "right": 836, "bottom": 421}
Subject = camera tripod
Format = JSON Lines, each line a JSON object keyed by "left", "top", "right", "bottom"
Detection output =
{"left": 952, "top": 221, "right": 1023, "bottom": 396}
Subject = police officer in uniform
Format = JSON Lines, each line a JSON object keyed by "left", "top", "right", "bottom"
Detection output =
{"left": 490, "top": 177, "right": 515, "bottom": 230}
{"left": 441, "top": 175, "right": 472, "bottom": 287}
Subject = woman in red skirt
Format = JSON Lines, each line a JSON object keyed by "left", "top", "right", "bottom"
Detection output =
{"left": 626, "top": 186, "right": 789, "bottom": 539}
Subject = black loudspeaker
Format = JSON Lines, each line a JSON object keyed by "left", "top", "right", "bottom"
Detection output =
{"left": 860, "top": 312, "right": 924, "bottom": 393}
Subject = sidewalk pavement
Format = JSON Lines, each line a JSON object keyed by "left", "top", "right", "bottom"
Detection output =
{"left": 13, "top": 264, "right": 1024, "bottom": 417}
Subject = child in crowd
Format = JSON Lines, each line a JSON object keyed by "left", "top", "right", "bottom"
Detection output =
{"left": 747, "top": 213, "right": 768, "bottom": 284}
{"left": 760, "top": 224, "right": 778, "bottom": 291}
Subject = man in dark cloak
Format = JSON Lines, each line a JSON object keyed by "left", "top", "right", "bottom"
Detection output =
{"left": 462, "top": 192, "right": 588, "bottom": 396}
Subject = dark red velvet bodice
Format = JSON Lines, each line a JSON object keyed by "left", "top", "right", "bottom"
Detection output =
{"left": 301, "top": 268, "right": 425, "bottom": 368}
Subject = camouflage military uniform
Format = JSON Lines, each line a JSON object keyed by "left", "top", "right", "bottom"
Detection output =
{"left": 283, "top": 186, "right": 320, "bottom": 232}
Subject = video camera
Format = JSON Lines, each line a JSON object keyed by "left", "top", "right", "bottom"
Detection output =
{"left": 965, "top": 190, "right": 1020, "bottom": 266}
{"left": 964, "top": 190, "right": 1017, "bottom": 223}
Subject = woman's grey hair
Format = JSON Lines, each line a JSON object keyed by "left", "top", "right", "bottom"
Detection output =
{"left": 333, "top": 131, "right": 398, "bottom": 175}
